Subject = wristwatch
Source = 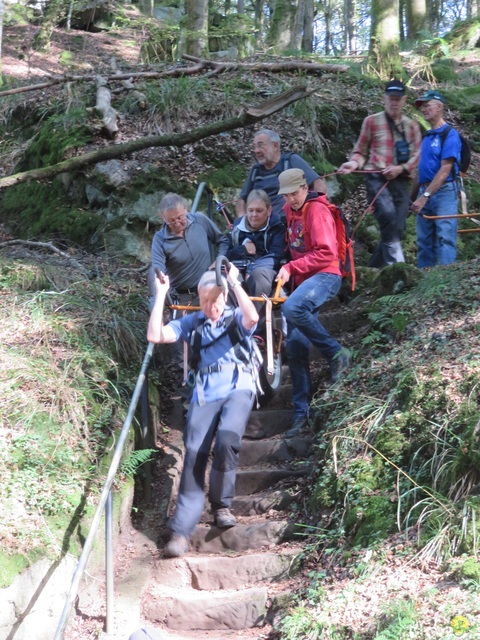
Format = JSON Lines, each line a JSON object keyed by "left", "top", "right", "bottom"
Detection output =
{"left": 423, "top": 191, "right": 431, "bottom": 198}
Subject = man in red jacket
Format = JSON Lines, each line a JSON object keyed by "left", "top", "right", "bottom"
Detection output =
{"left": 276, "top": 169, "right": 351, "bottom": 437}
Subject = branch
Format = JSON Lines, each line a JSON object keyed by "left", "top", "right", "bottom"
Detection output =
{"left": 0, "top": 56, "right": 349, "bottom": 98}
{"left": 0, "top": 85, "right": 313, "bottom": 190}
{"left": 0, "top": 63, "right": 210, "bottom": 98}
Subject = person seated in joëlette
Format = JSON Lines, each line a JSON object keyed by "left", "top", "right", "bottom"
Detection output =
{"left": 227, "top": 189, "right": 286, "bottom": 306}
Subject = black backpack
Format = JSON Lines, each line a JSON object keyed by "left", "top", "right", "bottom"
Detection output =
{"left": 424, "top": 125, "right": 471, "bottom": 177}
{"left": 188, "top": 313, "right": 264, "bottom": 397}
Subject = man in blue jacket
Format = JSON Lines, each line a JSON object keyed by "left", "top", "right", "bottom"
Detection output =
{"left": 411, "top": 90, "right": 462, "bottom": 267}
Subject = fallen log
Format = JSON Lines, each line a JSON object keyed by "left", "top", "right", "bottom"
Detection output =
{"left": 0, "top": 85, "right": 314, "bottom": 190}
{"left": 94, "top": 76, "right": 119, "bottom": 138}
{"left": 182, "top": 54, "right": 350, "bottom": 74}
{"left": 0, "top": 56, "right": 348, "bottom": 98}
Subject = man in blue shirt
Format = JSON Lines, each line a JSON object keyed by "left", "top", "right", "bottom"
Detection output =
{"left": 147, "top": 265, "right": 259, "bottom": 558}
{"left": 236, "top": 129, "right": 327, "bottom": 221}
{"left": 411, "top": 91, "right": 462, "bottom": 267}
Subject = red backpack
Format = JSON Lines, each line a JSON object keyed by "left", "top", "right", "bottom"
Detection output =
{"left": 327, "top": 202, "right": 356, "bottom": 291}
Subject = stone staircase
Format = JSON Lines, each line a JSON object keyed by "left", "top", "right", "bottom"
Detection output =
{"left": 92, "top": 374, "right": 312, "bottom": 640}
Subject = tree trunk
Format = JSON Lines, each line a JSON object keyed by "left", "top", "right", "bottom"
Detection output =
{"left": 302, "top": 0, "right": 314, "bottom": 52}
{"left": 186, "top": 0, "right": 209, "bottom": 57}
{"left": 33, "top": 0, "right": 66, "bottom": 50}
{"left": 405, "top": 0, "right": 426, "bottom": 39}
{"left": 254, "top": 0, "right": 265, "bottom": 48}
{"left": 268, "top": 0, "right": 295, "bottom": 52}
{"left": 344, "top": 0, "right": 357, "bottom": 53}
{"left": 0, "top": 0, "right": 4, "bottom": 81}
{"left": 290, "top": 0, "right": 306, "bottom": 50}
{"left": 0, "top": 85, "right": 315, "bottom": 190}
{"left": 369, "top": 0, "right": 402, "bottom": 77}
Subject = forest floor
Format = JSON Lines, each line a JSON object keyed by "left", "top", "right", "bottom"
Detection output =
{"left": 2, "top": 20, "right": 480, "bottom": 640}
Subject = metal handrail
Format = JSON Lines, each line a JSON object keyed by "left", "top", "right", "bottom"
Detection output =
{"left": 54, "top": 341, "right": 155, "bottom": 640}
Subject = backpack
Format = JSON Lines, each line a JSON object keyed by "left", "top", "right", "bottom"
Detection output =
{"left": 424, "top": 125, "right": 471, "bottom": 177}
{"left": 188, "top": 313, "right": 265, "bottom": 398}
{"left": 327, "top": 202, "right": 356, "bottom": 291}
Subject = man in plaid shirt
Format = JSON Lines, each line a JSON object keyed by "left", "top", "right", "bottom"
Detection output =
{"left": 339, "top": 80, "right": 422, "bottom": 268}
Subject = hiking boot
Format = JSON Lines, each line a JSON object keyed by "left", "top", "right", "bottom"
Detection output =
{"left": 214, "top": 507, "right": 237, "bottom": 528}
{"left": 164, "top": 533, "right": 189, "bottom": 558}
{"left": 330, "top": 348, "right": 352, "bottom": 383}
{"left": 284, "top": 415, "right": 309, "bottom": 438}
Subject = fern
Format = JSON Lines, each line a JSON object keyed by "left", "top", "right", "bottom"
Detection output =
{"left": 121, "top": 449, "right": 157, "bottom": 478}
{"left": 375, "top": 600, "right": 419, "bottom": 639}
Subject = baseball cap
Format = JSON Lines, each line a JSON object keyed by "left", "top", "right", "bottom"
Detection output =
{"left": 415, "top": 90, "right": 446, "bottom": 107}
{"left": 278, "top": 168, "right": 307, "bottom": 195}
{"left": 385, "top": 80, "right": 406, "bottom": 95}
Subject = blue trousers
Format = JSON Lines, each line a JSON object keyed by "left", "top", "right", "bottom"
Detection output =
{"left": 416, "top": 182, "right": 458, "bottom": 268}
{"left": 366, "top": 174, "right": 411, "bottom": 268}
{"left": 169, "top": 389, "right": 255, "bottom": 537}
{"left": 282, "top": 272, "right": 342, "bottom": 418}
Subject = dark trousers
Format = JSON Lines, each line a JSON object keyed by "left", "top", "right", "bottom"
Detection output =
{"left": 365, "top": 174, "right": 410, "bottom": 268}
{"left": 168, "top": 389, "right": 255, "bottom": 537}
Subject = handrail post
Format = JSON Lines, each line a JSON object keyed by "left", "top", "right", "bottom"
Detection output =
{"left": 54, "top": 342, "right": 155, "bottom": 640}
{"left": 105, "top": 489, "right": 114, "bottom": 634}
{"left": 190, "top": 182, "right": 207, "bottom": 215}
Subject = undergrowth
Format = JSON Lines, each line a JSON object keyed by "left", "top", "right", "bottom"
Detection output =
{"left": 0, "top": 257, "right": 148, "bottom": 587}
{"left": 279, "top": 259, "right": 480, "bottom": 639}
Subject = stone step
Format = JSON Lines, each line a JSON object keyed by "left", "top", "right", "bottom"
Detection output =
{"left": 151, "top": 548, "right": 302, "bottom": 591}
{"left": 235, "top": 467, "right": 308, "bottom": 495}
{"left": 143, "top": 584, "right": 268, "bottom": 630}
{"left": 245, "top": 408, "right": 293, "bottom": 439}
{"left": 232, "top": 490, "right": 295, "bottom": 515}
{"left": 239, "top": 436, "right": 311, "bottom": 466}
{"left": 253, "top": 384, "right": 292, "bottom": 412}
{"left": 188, "top": 520, "right": 295, "bottom": 553}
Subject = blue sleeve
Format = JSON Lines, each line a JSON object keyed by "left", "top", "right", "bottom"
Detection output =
{"left": 234, "top": 307, "right": 256, "bottom": 338}
{"left": 442, "top": 129, "right": 462, "bottom": 167}
{"left": 289, "top": 154, "right": 320, "bottom": 186}
{"left": 171, "top": 312, "right": 198, "bottom": 342}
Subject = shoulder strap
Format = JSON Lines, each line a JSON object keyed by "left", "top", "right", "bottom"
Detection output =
{"left": 385, "top": 111, "right": 406, "bottom": 140}
{"left": 283, "top": 152, "right": 293, "bottom": 170}
{"left": 189, "top": 314, "right": 242, "bottom": 372}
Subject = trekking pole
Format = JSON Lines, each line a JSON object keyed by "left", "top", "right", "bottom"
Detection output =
{"left": 352, "top": 179, "right": 390, "bottom": 237}
{"left": 421, "top": 211, "right": 480, "bottom": 233}
{"left": 262, "top": 294, "right": 274, "bottom": 375}
{"left": 323, "top": 169, "right": 390, "bottom": 237}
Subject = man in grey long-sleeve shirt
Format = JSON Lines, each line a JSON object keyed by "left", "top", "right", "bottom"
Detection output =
{"left": 148, "top": 193, "right": 229, "bottom": 299}
{"left": 148, "top": 193, "right": 229, "bottom": 411}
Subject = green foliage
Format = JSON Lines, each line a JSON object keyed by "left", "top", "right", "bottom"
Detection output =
{"left": 2, "top": 180, "right": 101, "bottom": 243}
{"left": 121, "top": 449, "right": 157, "bottom": 478}
{"left": 196, "top": 163, "right": 246, "bottom": 189}
{"left": 0, "top": 257, "right": 148, "bottom": 575}
{"left": 278, "top": 606, "right": 326, "bottom": 639}
{"left": 14, "top": 110, "right": 92, "bottom": 172}
{"left": 136, "top": 17, "right": 180, "bottom": 63}
{"left": 430, "top": 58, "right": 458, "bottom": 82}
{"left": 140, "top": 77, "right": 210, "bottom": 133}
{"left": 374, "top": 599, "right": 420, "bottom": 639}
